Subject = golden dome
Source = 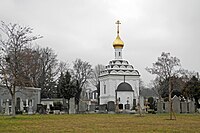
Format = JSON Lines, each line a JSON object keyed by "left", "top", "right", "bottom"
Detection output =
{"left": 113, "top": 35, "right": 124, "bottom": 48}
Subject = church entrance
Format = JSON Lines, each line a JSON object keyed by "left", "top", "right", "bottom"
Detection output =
{"left": 116, "top": 82, "right": 134, "bottom": 110}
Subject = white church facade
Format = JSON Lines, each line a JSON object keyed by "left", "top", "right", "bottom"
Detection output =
{"left": 99, "top": 21, "right": 140, "bottom": 110}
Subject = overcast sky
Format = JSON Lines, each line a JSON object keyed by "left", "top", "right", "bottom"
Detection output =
{"left": 1, "top": 0, "right": 200, "bottom": 86}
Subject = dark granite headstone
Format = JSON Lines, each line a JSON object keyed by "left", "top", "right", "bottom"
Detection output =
{"left": 99, "top": 104, "right": 107, "bottom": 113}
{"left": 133, "top": 99, "right": 136, "bottom": 110}
{"left": 107, "top": 101, "right": 115, "bottom": 112}
{"left": 125, "top": 104, "right": 130, "bottom": 110}
{"left": 37, "top": 104, "right": 46, "bottom": 114}
{"left": 119, "top": 104, "right": 123, "bottom": 110}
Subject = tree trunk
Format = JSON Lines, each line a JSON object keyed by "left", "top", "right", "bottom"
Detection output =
{"left": 11, "top": 94, "right": 16, "bottom": 118}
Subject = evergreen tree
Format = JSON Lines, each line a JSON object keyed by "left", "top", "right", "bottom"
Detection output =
{"left": 58, "top": 71, "right": 77, "bottom": 113}
{"left": 183, "top": 76, "right": 200, "bottom": 108}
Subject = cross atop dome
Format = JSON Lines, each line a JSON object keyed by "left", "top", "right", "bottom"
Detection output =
{"left": 113, "top": 20, "right": 124, "bottom": 59}
{"left": 116, "top": 20, "right": 121, "bottom": 35}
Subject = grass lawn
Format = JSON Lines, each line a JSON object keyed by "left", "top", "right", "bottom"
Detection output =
{"left": 0, "top": 113, "right": 200, "bottom": 133}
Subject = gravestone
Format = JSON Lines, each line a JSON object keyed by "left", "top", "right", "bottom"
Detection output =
{"left": 99, "top": 104, "right": 107, "bottom": 113}
{"left": 5, "top": 99, "right": 9, "bottom": 115}
{"left": 16, "top": 98, "right": 21, "bottom": 112}
{"left": 164, "top": 102, "right": 169, "bottom": 113}
{"left": 28, "top": 105, "right": 33, "bottom": 114}
{"left": 20, "top": 100, "right": 24, "bottom": 111}
{"left": 125, "top": 104, "right": 130, "bottom": 110}
{"left": 172, "top": 95, "right": 180, "bottom": 113}
{"left": 28, "top": 100, "right": 33, "bottom": 114}
{"left": 118, "top": 104, "right": 123, "bottom": 110}
{"left": 89, "top": 105, "right": 96, "bottom": 112}
{"left": 157, "top": 101, "right": 163, "bottom": 113}
{"left": 132, "top": 99, "right": 136, "bottom": 110}
{"left": 69, "top": 97, "right": 75, "bottom": 114}
{"left": 62, "top": 99, "right": 68, "bottom": 113}
{"left": 181, "top": 102, "right": 187, "bottom": 113}
{"left": 37, "top": 104, "right": 46, "bottom": 114}
{"left": 107, "top": 101, "right": 115, "bottom": 112}
{"left": 188, "top": 101, "right": 195, "bottom": 113}
{"left": 79, "top": 101, "right": 87, "bottom": 113}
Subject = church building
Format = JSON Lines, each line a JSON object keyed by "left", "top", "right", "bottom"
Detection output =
{"left": 99, "top": 21, "right": 140, "bottom": 110}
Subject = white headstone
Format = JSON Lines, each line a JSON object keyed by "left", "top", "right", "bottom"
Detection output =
{"left": 5, "top": 99, "right": 10, "bottom": 115}
{"left": 69, "top": 97, "right": 75, "bottom": 114}
{"left": 172, "top": 95, "right": 180, "bottom": 113}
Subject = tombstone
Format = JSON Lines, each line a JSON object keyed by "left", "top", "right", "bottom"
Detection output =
{"left": 20, "top": 99, "right": 24, "bottom": 111}
{"left": 37, "top": 104, "right": 45, "bottom": 114}
{"left": 164, "top": 102, "right": 169, "bottom": 113}
{"left": 172, "top": 95, "right": 180, "bottom": 113}
{"left": 132, "top": 99, "right": 136, "bottom": 110}
{"left": 107, "top": 101, "right": 115, "bottom": 112}
{"left": 99, "top": 104, "right": 107, "bottom": 113}
{"left": 28, "top": 105, "right": 33, "bottom": 114}
{"left": 79, "top": 101, "right": 87, "bottom": 113}
{"left": 188, "top": 101, "right": 195, "bottom": 113}
{"left": 5, "top": 99, "right": 9, "bottom": 115}
{"left": 89, "top": 105, "right": 96, "bottom": 112}
{"left": 125, "top": 104, "right": 130, "bottom": 110}
{"left": 16, "top": 97, "right": 21, "bottom": 112}
{"left": 62, "top": 99, "right": 68, "bottom": 113}
{"left": 157, "top": 101, "right": 163, "bottom": 113}
{"left": 181, "top": 102, "right": 187, "bottom": 113}
{"left": 69, "top": 97, "right": 75, "bottom": 114}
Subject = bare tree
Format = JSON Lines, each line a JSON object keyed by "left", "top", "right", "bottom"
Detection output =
{"left": 90, "top": 64, "right": 105, "bottom": 105}
{"left": 37, "top": 47, "right": 58, "bottom": 98}
{"left": 0, "top": 21, "right": 41, "bottom": 117}
{"left": 72, "top": 59, "right": 93, "bottom": 113}
{"left": 146, "top": 52, "right": 181, "bottom": 120}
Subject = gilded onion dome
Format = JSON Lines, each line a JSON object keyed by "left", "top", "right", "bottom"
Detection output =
{"left": 113, "top": 35, "right": 124, "bottom": 48}
{"left": 113, "top": 20, "right": 124, "bottom": 49}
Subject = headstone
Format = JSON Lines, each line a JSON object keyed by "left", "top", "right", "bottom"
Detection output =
{"left": 118, "top": 104, "right": 123, "bottom": 110}
{"left": 172, "top": 95, "right": 180, "bottom": 113}
{"left": 5, "top": 99, "right": 9, "bottom": 115}
{"left": 164, "top": 102, "right": 169, "bottom": 113}
{"left": 181, "top": 102, "right": 187, "bottom": 113}
{"left": 132, "top": 99, "right": 136, "bottom": 110}
{"left": 157, "top": 101, "right": 163, "bottom": 113}
{"left": 79, "top": 101, "right": 87, "bottom": 113}
{"left": 28, "top": 106, "right": 33, "bottom": 114}
{"left": 107, "top": 101, "right": 115, "bottom": 112}
{"left": 89, "top": 105, "right": 96, "bottom": 112}
{"left": 16, "top": 98, "right": 20, "bottom": 112}
{"left": 188, "top": 101, "right": 195, "bottom": 113}
{"left": 69, "top": 97, "right": 75, "bottom": 114}
{"left": 37, "top": 104, "right": 45, "bottom": 114}
{"left": 125, "top": 104, "right": 130, "bottom": 110}
{"left": 62, "top": 99, "right": 68, "bottom": 113}
{"left": 99, "top": 104, "right": 107, "bottom": 113}
{"left": 20, "top": 100, "right": 24, "bottom": 111}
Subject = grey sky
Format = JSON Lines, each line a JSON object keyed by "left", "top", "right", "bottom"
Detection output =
{"left": 1, "top": 0, "right": 200, "bottom": 86}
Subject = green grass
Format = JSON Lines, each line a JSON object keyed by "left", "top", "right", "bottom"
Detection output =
{"left": 0, "top": 114, "right": 200, "bottom": 133}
